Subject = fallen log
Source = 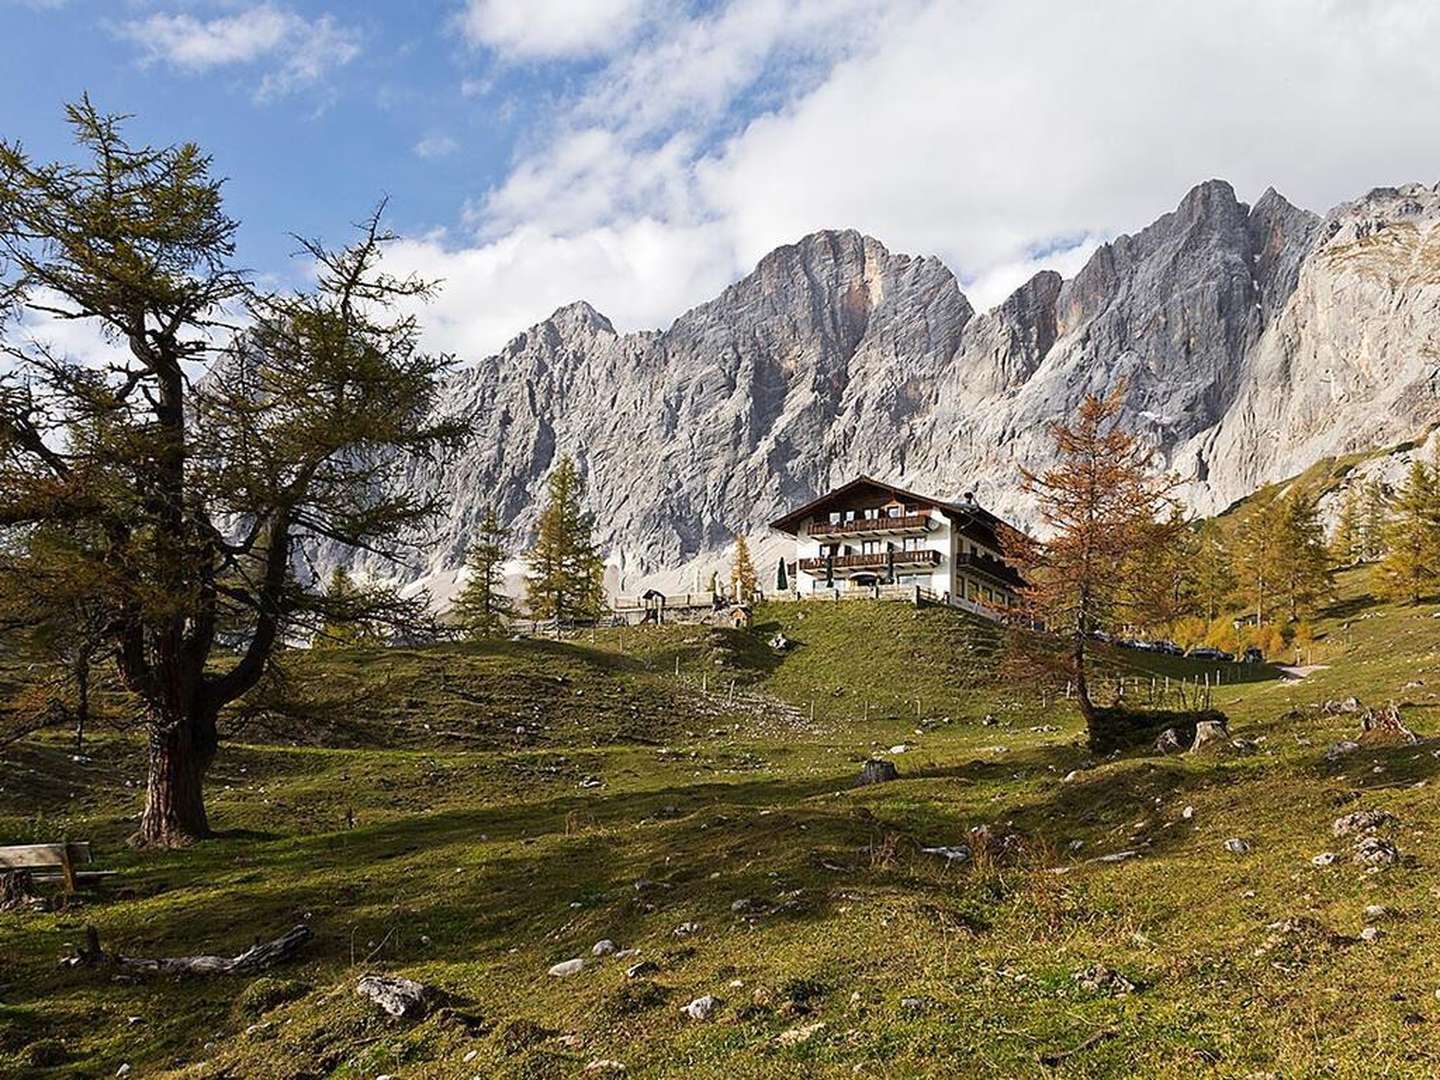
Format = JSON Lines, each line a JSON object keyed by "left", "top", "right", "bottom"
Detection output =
{"left": 1038, "top": 1027, "right": 1117, "bottom": 1067}
{"left": 63, "top": 924, "right": 312, "bottom": 976}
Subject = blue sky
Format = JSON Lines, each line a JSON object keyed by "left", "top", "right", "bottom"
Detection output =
{"left": 5, "top": 1, "right": 1440, "bottom": 362}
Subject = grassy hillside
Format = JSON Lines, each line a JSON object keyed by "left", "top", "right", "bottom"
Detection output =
{"left": 4, "top": 576, "right": 1440, "bottom": 1077}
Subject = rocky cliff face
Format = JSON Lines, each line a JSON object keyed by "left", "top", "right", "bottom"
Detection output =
{"left": 335, "top": 179, "right": 1440, "bottom": 602}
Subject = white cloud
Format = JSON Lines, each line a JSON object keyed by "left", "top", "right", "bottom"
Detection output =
{"left": 117, "top": 4, "right": 360, "bottom": 102}
{"left": 460, "top": 0, "right": 650, "bottom": 60}
{"left": 414, "top": 134, "right": 460, "bottom": 160}
{"left": 422, "top": 0, "right": 1440, "bottom": 359}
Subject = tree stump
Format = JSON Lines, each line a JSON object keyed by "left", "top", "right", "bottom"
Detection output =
{"left": 0, "top": 870, "right": 37, "bottom": 912}
{"left": 1153, "top": 728, "right": 1185, "bottom": 755}
{"left": 1189, "top": 718, "right": 1231, "bottom": 752}
{"left": 857, "top": 760, "right": 899, "bottom": 786}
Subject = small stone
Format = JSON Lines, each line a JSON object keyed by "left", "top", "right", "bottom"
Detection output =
{"left": 625, "top": 960, "right": 658, "bottom": 979}
{"left": 584, "top": 1062, "right": 627, "bottom": 1074}
{"left": 899, "top": 996, "right": 926, "bottom": 1012}
{"left": 682, "top": 994, "right": 718, "bottom": 1021}
{"left": 774, "top": 1021, "right": 827, "bottom": 1047}
{"left": 888, "top": 744, "right": 910, "bottom": 754}
{"left": 731, "top": 897, "right": 769, "bottom": 915}
{"left": 1364, "top": 904, "right": 1389, "bottom": 920}
{"left": 1311, "top": 852, "right": 1337, "bottom": 866}
{"left": 1325, "top": 740, "right": 1361, "bottom": 762}
{"left": 548, "top": 958, "right": 585, "bottom": 977}
{"left": 920, "top": 845, "right": 971, "bottom": 863}
{"left": 1062, "top": 770, "right": 1081, "bottom": 783}
{"left": 592, "top": 939, "right": 617, "bottom": 956}
{"left": 1333, "top": 809, "right": 1398, "bottom": 837}
{"left": 1353, "top": 835, "right": 1400, "bottom": 867}
{"left": 1223, "top": 837, "right": 1252, "bottom": 855}
{"left": 1360, "top": 926, "right": 1383, "bottom": 942}
{"left": 464, "top": 1050, "right": 479, "bottom": 1063}
{"left": 1181, "top": 806, "right": 1195, "bottom": 821}
{"left": 116, "top": 1068, "right": 131, "bottom": 1078}
{"left": 1072, "top": 964, "right": 1136, "bottom": 996}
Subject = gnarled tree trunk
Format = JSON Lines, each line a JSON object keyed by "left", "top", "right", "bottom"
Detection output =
{"left": 134, "top": 711, "right": 218, "bottom": 848}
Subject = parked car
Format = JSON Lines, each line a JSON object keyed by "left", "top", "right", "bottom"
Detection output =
{"left": 1188, "top": 646, "right": 1235, "bottom": 662}
{"left": 1156, "top": 640, "right": 1185, "bottom": 656}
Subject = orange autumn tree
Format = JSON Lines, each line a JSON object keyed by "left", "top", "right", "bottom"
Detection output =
{"left": 1017, "top": 386, "right": 1184, "bottom": 737}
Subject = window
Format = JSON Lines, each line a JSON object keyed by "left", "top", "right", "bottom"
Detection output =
{"left": 828, "top": 512, "right": 841, "bottom": 524}
{"left": 887, "top": 505, "right": 902, "bottom": 518}
{"left": 864, "top": 507, "right": 879, "bottom": 519}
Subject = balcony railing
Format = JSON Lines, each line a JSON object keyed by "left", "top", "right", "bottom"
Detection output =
{"left": 806, "top": 512, "right": 930, "bottom": 537}
{"left": 955, "top": 552, "right": 1026, "bottom": 589}
{"left": 798, "top": 549, "right": 941, "bottom": 573}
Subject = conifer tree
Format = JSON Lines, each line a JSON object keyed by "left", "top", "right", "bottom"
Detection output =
{"left": 1359, "top": 480, "right": 1388, "bottom": 562}
{"left": 0, "top": 103, "right": 463, "bottom": 845}
{"left": 1190, "top": 519, "right": 1236, "bottom": 621}
{"left": 1330, "top": 485, "right": 1361, "bottom": 566}
{"left": 1373, "top": 458, "right": 1440, "bottom": 603}
{"left": 313, "top": 567, "right": 386, "bottom": 648}
{"left": 730, "top": 533, "right": 758, "bottom": 601}
{"left": 1232, "top": 499, "right": 1282, "bottom": 626}
{"left": 526, "top": 456, "right": 605, "bottom": 625}
{"left": 1272, "top": 490, "right": 1332, "bottom": 621}
{"left": 1015, "top": 386, "right": 1183, "bottom": 734}
{"left": 452, "top": 506, "right": 516, "bottom": 639}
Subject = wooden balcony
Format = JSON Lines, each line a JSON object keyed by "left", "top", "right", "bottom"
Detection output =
{"left": 955, "top": 552, "right": 1026, "bottom": 589}
{"left": 798, "top": 549, "right": 941, "bottom": 574}
{"left": 805, "top": 513, "right": 930, "bottom": 537}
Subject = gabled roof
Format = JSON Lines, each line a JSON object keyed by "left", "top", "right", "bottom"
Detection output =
{"left": 767, "top": 475, "right": 1021, "bottom": 547}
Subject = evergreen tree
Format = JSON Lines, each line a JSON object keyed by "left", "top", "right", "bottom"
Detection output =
{"left": 1359, "top": 480, "right": 1388, "bottom": 562}
{"left": 0, "top": 103, "right": 463, "bottom": 845}
{"left": 1373, "top": 458, "right": 1440, "bottom": 603}
{"left": 452, "top": 506, "right": 516, "bottom": 639}
{"left": 1232, "top": 498, "right": 1282, "bottom": 626}
{"left": 1189, "top": 519, "right": 1236, "bottom": 621}
{"left": 1330, "top": 485, "right": 1361, "bottom": 566}
{"left": 313, "top": 568, "right": 386, "bottom": 648}
{"left": 525, "top": 457, "right": 605, "bottom": 625}
{"left": 1015, "top": 386, "right": 1183, "bottom": 736}
{"left": 730, "top": 533, "right": 758, "bottom": 601}
{"left": 1272, "top": 490, "right": 1332, "bottom": 620}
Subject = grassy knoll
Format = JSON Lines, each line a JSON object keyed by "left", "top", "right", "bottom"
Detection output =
{"left": 4, "top": 573, "right": 1440, "bottom": 1077}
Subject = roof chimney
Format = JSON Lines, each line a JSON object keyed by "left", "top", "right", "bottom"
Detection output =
{"left": 963, "top": 491, "right": 976, "bottom": 505}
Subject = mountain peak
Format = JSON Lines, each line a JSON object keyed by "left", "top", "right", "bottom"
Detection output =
{"left": 544, "top": 299, "right": 615, "bottom": 335}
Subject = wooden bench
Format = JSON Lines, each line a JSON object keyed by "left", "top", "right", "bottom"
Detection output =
{"left": 0, "top": 842, "right": 112, "bottom": 894}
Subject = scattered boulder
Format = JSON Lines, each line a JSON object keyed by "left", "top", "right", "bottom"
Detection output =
{"left": 769, "top": 633, "right": 790, "bottom": 652}
{"left": 1154, "top": 727, "right": 1186, "bottom": 754}
{"left": 731, "top": 897, "right": 770, "bottom": 916}
{"left": 856, "top": 759, "right": 899, "bottom": 786}
{"left": 1360, "top": 702, "right": 1419, "bottom": 744}
{"left": 548, "top": 958, "right": 586, "bottom": 977}
{"left": 1311, "top": 852, "right": 1337, "bottom": 867}
{"left": 1365, "top": 904, "right": 1389, "bottom": 920}
{"left": 625, "top": 960, "right": 658, "bottom": 979}
{"left": 673, "top": 922, "right": 702, "bottom": 938}
{"left": 1360, "top": 926, "right": 1384, "bottom": 943}
{"left": 1223, "top": 837, "right": 1252, "bottom": 855}
{"left": 1071, "top": 964, "right": 1137, "bottom": 997}
{"left": 1333, "top": 809, "right": 1397, "bottom": 837}
{"left": 681, "top": 994, "right": 718, "bottom": 1021}
{"left": 355, "top": 974, "right": 433, "bottom": 1019}
{"left": 1353, "top": 836, "right": 1400, "bottom": 868}
{"left": 1190, "top": 718, "right": 1232, "bottom": 752}
{"left": 591, "top": 940, "right": 617, "bottom": 957}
